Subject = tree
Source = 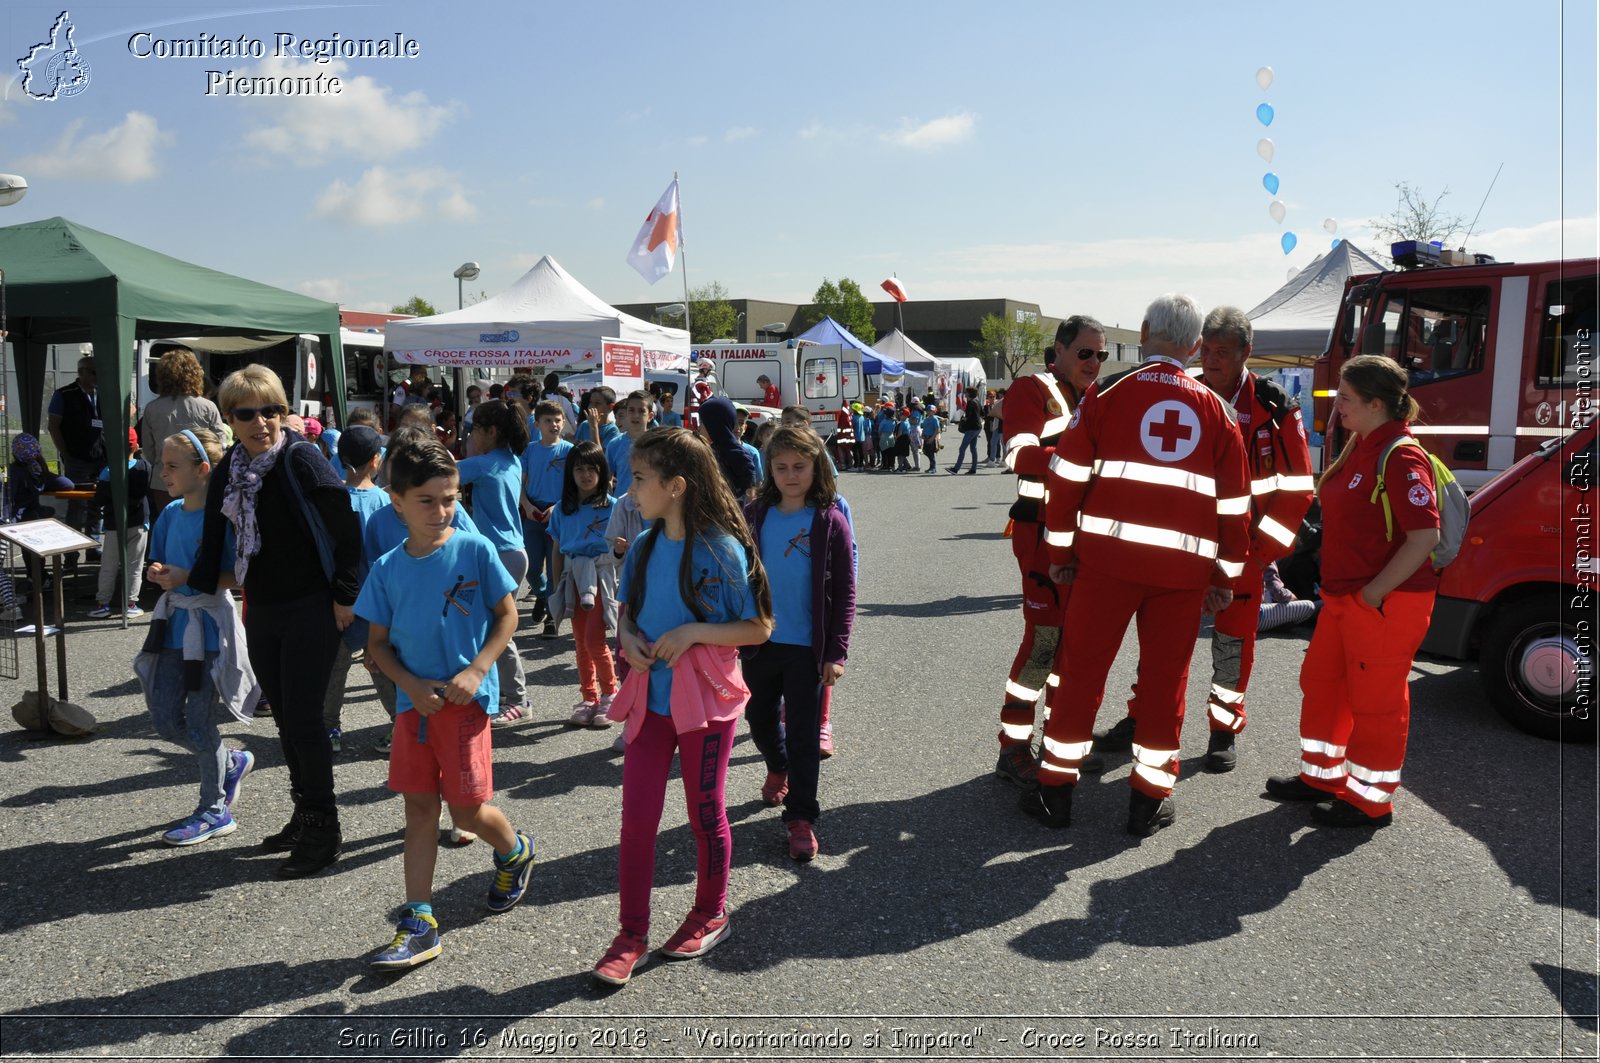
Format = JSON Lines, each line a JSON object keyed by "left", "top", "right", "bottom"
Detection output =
{"left": 806, "top": 277, "right": 876, "bottom": 344}
{"left": 1370, "top": 182, "right": 1469, "bottom": 250}
{"left": 391, "top": 294, "right": 438, "bottom": 317}
{"left": 972, "top": 311, "right": 1045, "bottom": 380}
{"left": 656, "top": 281, "right": 738, "bottom": 344}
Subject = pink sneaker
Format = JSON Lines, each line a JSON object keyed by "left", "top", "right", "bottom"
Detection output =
{"left": 590, "top": 693, "right": 616, "bottom": 729}
{"left": 593, "top": 931, "right": 649, "bottom": 985}
{"left": 659, "top": 911, "right": 730, "bottom": 960}
{"left": 819, "top": 721, "right": 835, "bottom": 758}
{"left": 761, "top": 771, "right": 789, "bottom": 806}
{"left": 568, "top": 700, "right": 599, "bottom": 726}
{"left": 787, "top": 820, "right": 818, "bottom": 862}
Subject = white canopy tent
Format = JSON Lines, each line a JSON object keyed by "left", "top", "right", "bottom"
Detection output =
{"left": 384, "top": 255, "right": 690, "bottom": 371}
{"left": 1245, "top": 241, "right": 1388, "bottom": 367}
{"left": 871, "top": 330, "right": 989, "bottom": 410}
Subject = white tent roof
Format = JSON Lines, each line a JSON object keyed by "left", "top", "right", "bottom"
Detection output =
{"left": 872, "top": 328, "right": 939, "bottom": 369}
{"left": 384, "top": 255, "right": 689, "bottom": 370}
{"left": 1245, "top": 241, "right": 1389, "bottom": 365}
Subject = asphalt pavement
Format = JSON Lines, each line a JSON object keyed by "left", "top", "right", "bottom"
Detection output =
{"left": 1, "top": 463, "right": 1595, "bottom": 1062}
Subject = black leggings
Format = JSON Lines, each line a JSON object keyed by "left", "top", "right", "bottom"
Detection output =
{"left": 744, "top": 642, "right": 824, "bottom": 824}
{"left": 245, "top": 590, "right": 341, "bottom": 816}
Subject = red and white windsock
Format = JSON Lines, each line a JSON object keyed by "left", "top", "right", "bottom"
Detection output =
{"left": 626, "top": 180, "right": 680, "bottom": 284}
{"left": 881, "top": 276, "right": 909, "bottom": 303}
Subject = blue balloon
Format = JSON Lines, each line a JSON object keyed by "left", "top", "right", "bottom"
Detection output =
{"left": 1262, "top": 172, "right": 1280, "bottom": 195}
{"left": 1331, "top": 238, "right": 1343, "bottom": 249}
{"left": 1281, "top": 232, "right": 1298, "bottom": 254}
{"left": 1256, "top": 103, "right": 1274, "bottom": 126}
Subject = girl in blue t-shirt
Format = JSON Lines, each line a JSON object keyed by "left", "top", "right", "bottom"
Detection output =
{"left": 550, "top": 441, "right": 618, "bottom": 726}
{"left": 456, "top": 400, "right": 531, "bottom": 722}
{"left": 592, "top": 428, "right": 773, "bottom": 987}
{"left": 741, "top": 427, "right": 856, "bottom": 863}
{"left": 139, "top": 428, "right": 255, "bottom": 848}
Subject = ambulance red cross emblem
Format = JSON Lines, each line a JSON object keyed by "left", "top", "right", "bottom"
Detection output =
{"left": 1140, "top": 401, "right": 1200, "bottom": 462}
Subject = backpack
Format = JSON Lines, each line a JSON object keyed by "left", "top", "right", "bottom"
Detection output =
{"left": 1370, "top": 436, "right": 1470, "bottom": 567}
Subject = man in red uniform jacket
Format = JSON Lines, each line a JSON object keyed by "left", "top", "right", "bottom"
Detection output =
{"left": 993, "top": 316, "right": 1107, "bottom": 788}
{"left": 1022, "top": 294, "right": 1251, "bottom": 836}
{"left": 1096, "top": 307, "right": 1315, "bottom": 772}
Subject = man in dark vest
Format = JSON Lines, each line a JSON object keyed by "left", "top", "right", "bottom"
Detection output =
{"left": 46, "top": 355, "right": 108, "bottom": 552}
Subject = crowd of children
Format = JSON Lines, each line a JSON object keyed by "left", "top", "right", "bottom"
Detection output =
{"left": 835, "top": 398, "right": 946, "bottom": 473}
{"left": 115, "top": 374, "right": 856, "bottom": 987}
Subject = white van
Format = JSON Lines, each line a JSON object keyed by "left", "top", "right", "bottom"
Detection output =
{"left": 692, "top": 341, "right": 864, "bottom": 430}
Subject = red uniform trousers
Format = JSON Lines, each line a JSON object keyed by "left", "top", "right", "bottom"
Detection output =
{"left": 1000, "top": 520, "right": 1068, "bottom": 748}
{"left": 1205, "top": 557, "right": 1266, "bottom": 734}
{"left": 1295, "top": 590, "right": 1435, "bottom": 818}
{"left": 1040, "top": 567, "right": 1204, "bottom": 797}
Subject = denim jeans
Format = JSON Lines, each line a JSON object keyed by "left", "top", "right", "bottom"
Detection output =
{"left": 496, "top": 548, "right": 529, "bottom": 708}
{"left": 955, "top": 430, "right": 982, "bottom": 470}
{"left": 522, "top": 514, "right": 556, "bottom": 600}
{"left": 146, "top": 648, "right": 229, "bottom": 816}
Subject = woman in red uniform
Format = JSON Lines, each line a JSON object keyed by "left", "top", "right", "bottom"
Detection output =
{"left": 1265, "top": 355, "right": 1440, "bottom": 828}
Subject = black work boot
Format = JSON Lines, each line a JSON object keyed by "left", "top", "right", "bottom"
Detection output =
{"left": 260, "top": 815, "right": 303, "bottom": 853}
{"left": 994, "top": 745, "right": 1040, "bottom": 790}
{"left": 276, "top": 810, "right": 342, "bottom": 879}
{"left": 1019, "top": 783, "right": 1074, "bottom": 828}
{"left": 1094, "top": 715, "right": 1136, "bottom": 752}
{"left": 1127, "top": 790, "right": 1176, "bottom": 837}
{"left": 261, "top": 792, "right": 306, "bottom": 853}
{"left": 1264, "top": 774, "right": 1327, "bottom": 802}
{"left": 1204, "top": 730, "right": 1238, "bottom": 773}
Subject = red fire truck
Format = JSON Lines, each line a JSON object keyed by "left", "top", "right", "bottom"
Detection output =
{"left": 1421, "top": 420, "right": 1595, "bottom": 740}
{"left": 1311, "top": 249, "right": 1598, "bottom": 490}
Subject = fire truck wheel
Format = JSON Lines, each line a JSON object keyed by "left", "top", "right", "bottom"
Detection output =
{"left": 1480, "top": 596, "right": 1596, "bottom": 743}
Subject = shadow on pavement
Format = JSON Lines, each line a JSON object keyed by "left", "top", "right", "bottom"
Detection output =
{"left": 857, "top": 594, "right": 1019, "bottom": 619}
{"left": 1009, "top": 804, "right": 1364, "bottom": 961}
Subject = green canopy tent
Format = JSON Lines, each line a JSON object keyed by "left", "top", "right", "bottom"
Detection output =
{"left": 0, "top": 215, "right": 345, "bottom": 614}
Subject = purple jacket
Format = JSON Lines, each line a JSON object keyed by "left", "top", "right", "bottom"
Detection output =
{"left": 742, "top": 497, "right": 856, "bottom": 673}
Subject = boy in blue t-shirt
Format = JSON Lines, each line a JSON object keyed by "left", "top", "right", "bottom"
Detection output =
{"left": 356, "top": 438, "right": 534, "bottom": 970}
{"left": 520, "top": 400, "right": 574, "bottom": 638}
{"left": 574, "top": 386, "right": 620, "bottom": 446}
{"left": 604, "top": 390, "right": 652, "bottom": 496}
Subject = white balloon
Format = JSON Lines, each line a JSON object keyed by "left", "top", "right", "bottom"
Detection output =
{"left": 1257, "top": 137, "right": 1274, "bottom": 163}
{"left": 1256, "top": 66, "right": 1274, "bottom": 90}
{"left": 1269, "top": 200, "right": 1287, "bottom": 224}
{"left": 1323, "top": 217, "right": 1338, "bottom": 233}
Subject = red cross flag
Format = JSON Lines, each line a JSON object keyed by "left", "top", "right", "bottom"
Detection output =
{"left": 881, "top": 276, "right": 909, "bottom": 303}
{"left": 626, "top": 180, "right": 680, "bottom": 284}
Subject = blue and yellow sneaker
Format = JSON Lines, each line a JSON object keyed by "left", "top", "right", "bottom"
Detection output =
{"left": 485, "top": 831, "right": 535, "bottom": 913}
{"left": 162, "top": 809, "right": 236, "bottom": 847}
{"left": 223, "top": 749, "right": 254, "bottom": 809}
{"left": 369, "top": 911, "right": 441, "bottom": 970}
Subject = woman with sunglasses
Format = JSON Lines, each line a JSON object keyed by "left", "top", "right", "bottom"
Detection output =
{"left": 186, "top": 365, "right": 362, "bottom": 878}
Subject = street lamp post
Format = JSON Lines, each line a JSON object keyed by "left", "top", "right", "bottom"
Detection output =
{"left": 450, "top": 261, "right": 481, "bottom": 417}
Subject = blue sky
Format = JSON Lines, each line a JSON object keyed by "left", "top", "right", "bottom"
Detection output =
{"left": 2, "top": 0, "right": 1595, "bottom": 330}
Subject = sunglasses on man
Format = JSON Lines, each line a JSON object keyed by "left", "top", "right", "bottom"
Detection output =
{"left": 1077, "top": 348, "right": 1109, "bottom": 363}
{"left": 231, "top": 404, "right": 287, "bottom": 422}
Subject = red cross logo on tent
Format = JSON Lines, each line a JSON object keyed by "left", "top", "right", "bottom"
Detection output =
{"left": 1139, "top": 400, "right": 1201, "bottom": 462}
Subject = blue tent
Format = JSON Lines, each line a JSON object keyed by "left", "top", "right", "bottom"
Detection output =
{"left": 796, "top": 315, "right": 903, "bottom": 376}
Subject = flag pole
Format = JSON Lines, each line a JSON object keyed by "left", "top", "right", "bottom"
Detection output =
{"left": 676, "top": 172, "right": 699, "bottom": 426}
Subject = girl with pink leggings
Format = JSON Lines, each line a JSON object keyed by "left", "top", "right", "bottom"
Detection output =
{"left": 593, "top": 428, "right": 773, "bottom": 987}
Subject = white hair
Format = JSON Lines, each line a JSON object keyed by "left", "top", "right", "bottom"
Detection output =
{"left": 1143, "top": 293, "right": 1204, "bottom": 349}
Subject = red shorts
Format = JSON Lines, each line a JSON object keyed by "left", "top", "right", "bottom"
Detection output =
{"left": 1011, "top": 520, "right": 1066, "bottom": 625}
{"left": 388, "top": 701, "right": 494, "bottom": 806}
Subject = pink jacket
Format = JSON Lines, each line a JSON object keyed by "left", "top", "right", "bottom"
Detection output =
{"left": 606, "top": 643, "right": 749, "bottom": 745}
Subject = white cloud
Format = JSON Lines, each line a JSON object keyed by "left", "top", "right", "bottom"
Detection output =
{"left": 240, "top": 56, "right": 458, "bottom": 163}
{"left": 16, "top": 111, "right": 171, "bottom": 181}
{"left": 883, "top": 112, "right": 975, "bottom": 150}
{"left": 312, "top": 166, "right": 476, "bottom": 227}
{"left": 587, "top": 196, "right": 605, "bottom": 210}
{"left": 297, "top": 277, "right": 350, "bottom": 303}
{"left": 507, "top": 251, "right": 542, "bottom": 272}
{"left": 687, "top": 134, "right": 709, "bottom": 147}
{"left": 724, "top": 126, "right": 757, "bottom": 142}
